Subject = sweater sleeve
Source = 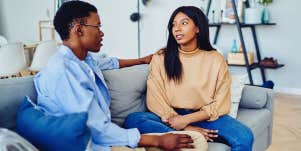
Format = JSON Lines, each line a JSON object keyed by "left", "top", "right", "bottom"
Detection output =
{"left": 146, "top": 54, "right": 178, "bottom": 121}
{"left": 201, "top": 58, "right": 231, "bottom": 121}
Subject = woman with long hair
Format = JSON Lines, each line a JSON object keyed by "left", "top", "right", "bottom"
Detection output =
{"left": 125, "top": 6, "right": 253, "bottom": 151}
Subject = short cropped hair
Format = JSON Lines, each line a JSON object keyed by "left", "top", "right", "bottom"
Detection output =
{"left": 53, "top": 1, "right": 97, "bottom": 40}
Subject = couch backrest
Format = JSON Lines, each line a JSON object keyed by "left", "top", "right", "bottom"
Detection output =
{"left": 103, "top": 64, "right": 149, "bottom": 126}
{"left": 0, "top": 64, "right": 272, "bottom": 130}
{"left": 0, "top": 76, "right": 37, "bottom": 130}
{"left": 0, "top": 65, "right": 149, "bottom": 130}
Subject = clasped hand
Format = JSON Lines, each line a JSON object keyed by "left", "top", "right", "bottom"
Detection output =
{"left": 165, "top": 115, "right": 218, "bottom": 142}
{"left": 166, "top": 115, "right": 189, "bottom": 130}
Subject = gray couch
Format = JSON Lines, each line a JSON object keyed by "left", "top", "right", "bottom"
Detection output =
{"left": 0, "top": 65, "right": 274, "bottom": 151}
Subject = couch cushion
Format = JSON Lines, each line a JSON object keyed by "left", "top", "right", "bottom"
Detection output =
{"left": 0, "top": 76, "right": 37, "bottom": 130}
{"left": 103, "top": 64, "right": 149, "bottom": 126}
{"left": 240, "top": 85, "right": 267, "bottom": 109}
{"left": 237, "top": 108, "right": 272, "bottom": 137}
{"left": 208, "top": 142, "right": 230, "bottom": 151}
{"left": 16, "top": 97, "right": 90, "bottom": 151}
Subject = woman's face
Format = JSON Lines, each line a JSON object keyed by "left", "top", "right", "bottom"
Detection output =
{"left": 172, "top": 12, "right": 199, "bottom": 47}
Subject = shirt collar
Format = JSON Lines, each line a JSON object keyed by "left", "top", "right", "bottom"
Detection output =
{"left": 178, "top": 47, "right": 200, "bottom": 54}
{"left": 58, "top": 45, "right": 94, "bottom": 64}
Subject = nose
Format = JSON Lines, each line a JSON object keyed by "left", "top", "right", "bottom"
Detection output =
{"left": 99, "top": 30, "right": 104, "bottom": 37}
{"left": 173, "top": 24, "right": 181, "bottom": 32}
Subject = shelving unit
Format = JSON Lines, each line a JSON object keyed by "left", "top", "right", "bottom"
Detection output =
{"left": 206, "top": 0, "right": 284, "bottom": 85}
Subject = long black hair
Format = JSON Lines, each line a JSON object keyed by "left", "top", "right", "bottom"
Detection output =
{"left": 164, "top": 6, "right": 215, "bottom": 83}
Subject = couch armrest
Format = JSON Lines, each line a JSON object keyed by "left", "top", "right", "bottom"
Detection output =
{"left": 239, "top": 85, "right": 275, "bottom": 147}
{"left": 240, "top": 85, "right": 275, "bottom": 111}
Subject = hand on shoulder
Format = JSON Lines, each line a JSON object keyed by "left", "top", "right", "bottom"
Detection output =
{"left": 140, "top": 54, "right": 153, "bottom": 64}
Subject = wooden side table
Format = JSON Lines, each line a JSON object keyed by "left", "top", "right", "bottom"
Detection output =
{"left": 23, "top": 42, "right": 39, "bottom": 66}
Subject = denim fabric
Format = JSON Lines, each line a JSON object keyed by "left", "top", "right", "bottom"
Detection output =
{"left": 125, "top": 111, "right": 254, "bottom": 151}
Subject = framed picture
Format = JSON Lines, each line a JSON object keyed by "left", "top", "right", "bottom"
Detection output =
{"left": 221, "top": 0, "right": 245, "bottom": 23}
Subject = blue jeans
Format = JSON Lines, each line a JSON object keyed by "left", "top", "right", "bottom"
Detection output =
{"left": 124, "top": 111, "right": 254, "bottom": 151}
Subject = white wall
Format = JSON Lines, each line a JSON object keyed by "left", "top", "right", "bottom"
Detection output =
{"left": 84, "top": 0, "right": 205, "bottom": 58}
{"left": 0, "top": 0, "right": 54, "bottom": 42}
{"left": 0, "top": 0, "right": 300, "bottom": 94}
{"left": 83, "top": 0, "right": 139, "bottom": 58}
{"left": 0, "top": 0, "right": 4, "bottom": 35}
{"left": 262, "top": 0, "right": 301, "bottom": 94}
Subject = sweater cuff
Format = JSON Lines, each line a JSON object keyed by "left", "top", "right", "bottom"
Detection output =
{"left": 201, "top": 101, "right": 219, "bottom": 121}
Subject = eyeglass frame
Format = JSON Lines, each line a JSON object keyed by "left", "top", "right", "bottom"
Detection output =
{"left": 80, "top": 23, "right": 102, "bottom": 30}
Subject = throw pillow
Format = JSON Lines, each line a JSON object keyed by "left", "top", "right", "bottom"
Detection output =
{"left": 229, "top": 74, "right": 247, "bottom": 118}
{"left": 103, "top": 64, "right": 149, "bottom": 126}
{"left": 240, "top": 85, "right": 268, "bottom": 109}
{"left": 16, "top": 97, "right": 90, "bottom": 151}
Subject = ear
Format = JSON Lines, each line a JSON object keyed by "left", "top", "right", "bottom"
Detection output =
{"left": 73, "top": 24, "right": 83, "bottom": 36}
{"left": 196, "top": 28, "right": 199, "bottom": 34}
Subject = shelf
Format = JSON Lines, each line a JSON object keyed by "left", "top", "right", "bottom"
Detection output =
{"left": 209, "top": 23, "right": 222, "bottom": 27}
{"left": 209, "top": 23, "right": 276, "bottom": 27}
{"left": 23, "top": 41, "right": 40, "bottom": 49}
{"left": 228, "top": 63, "right": 258, "bottom": 70}
{"left": 256, "top": 63, "right": 285, "bottom": 69}
{"left": 245, "top": 83, "right": 263, "bottom": 87}
{"left": 206, "top": 0, "right": 278, "bottom": 86}
{"left": 228, "top": 63, "right": 284, "bottom": 70}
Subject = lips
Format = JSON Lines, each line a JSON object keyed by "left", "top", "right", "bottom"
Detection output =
{"left": 175, "top": 34, "right": 184, "bottom": 40}
{"left": 98, "top": 38, "right": 103, "bottom": 46}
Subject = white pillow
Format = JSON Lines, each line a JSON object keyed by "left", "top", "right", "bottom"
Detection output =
{"left": 228, "top": 74, "right": 247, "bottom": 118}
{"left": 0, "top": 128, "right": 38, "bottom": 151}
{"left": 29, "top": 40, "right": 57, "bottom": 71}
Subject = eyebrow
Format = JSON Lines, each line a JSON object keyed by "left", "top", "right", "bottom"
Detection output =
{"left": 173, "top": 18, "right": 190, "bottom": 23}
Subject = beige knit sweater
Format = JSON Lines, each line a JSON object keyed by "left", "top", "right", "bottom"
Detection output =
{"left": 147, "top": 48, "right": 231, "bottom": 121}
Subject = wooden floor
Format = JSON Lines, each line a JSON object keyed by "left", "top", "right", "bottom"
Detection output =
{"left": 266, "top": 93, "right": 301, "bottom": 151}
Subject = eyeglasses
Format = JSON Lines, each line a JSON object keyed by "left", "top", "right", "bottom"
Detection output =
{"left": 81, "top": 24, "right": 102, "bottom": 30}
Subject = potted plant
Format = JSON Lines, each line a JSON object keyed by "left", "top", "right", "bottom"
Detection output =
{"left": 258, "top": 0, "right": 273, "bottom": 4}
{"left": 257, "top": 0, "right": 273, "bottom": 24}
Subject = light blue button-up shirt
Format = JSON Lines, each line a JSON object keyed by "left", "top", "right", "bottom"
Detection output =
{"left": 34, "top": 45, "right": 141, "bottom": 151}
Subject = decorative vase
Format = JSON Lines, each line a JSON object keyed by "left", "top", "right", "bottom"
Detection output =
{"left": 262, "top": 3, "right": 270, "bottom": 24}
{"left": 231, "top": 39, "right": 238, "bottom": 53}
